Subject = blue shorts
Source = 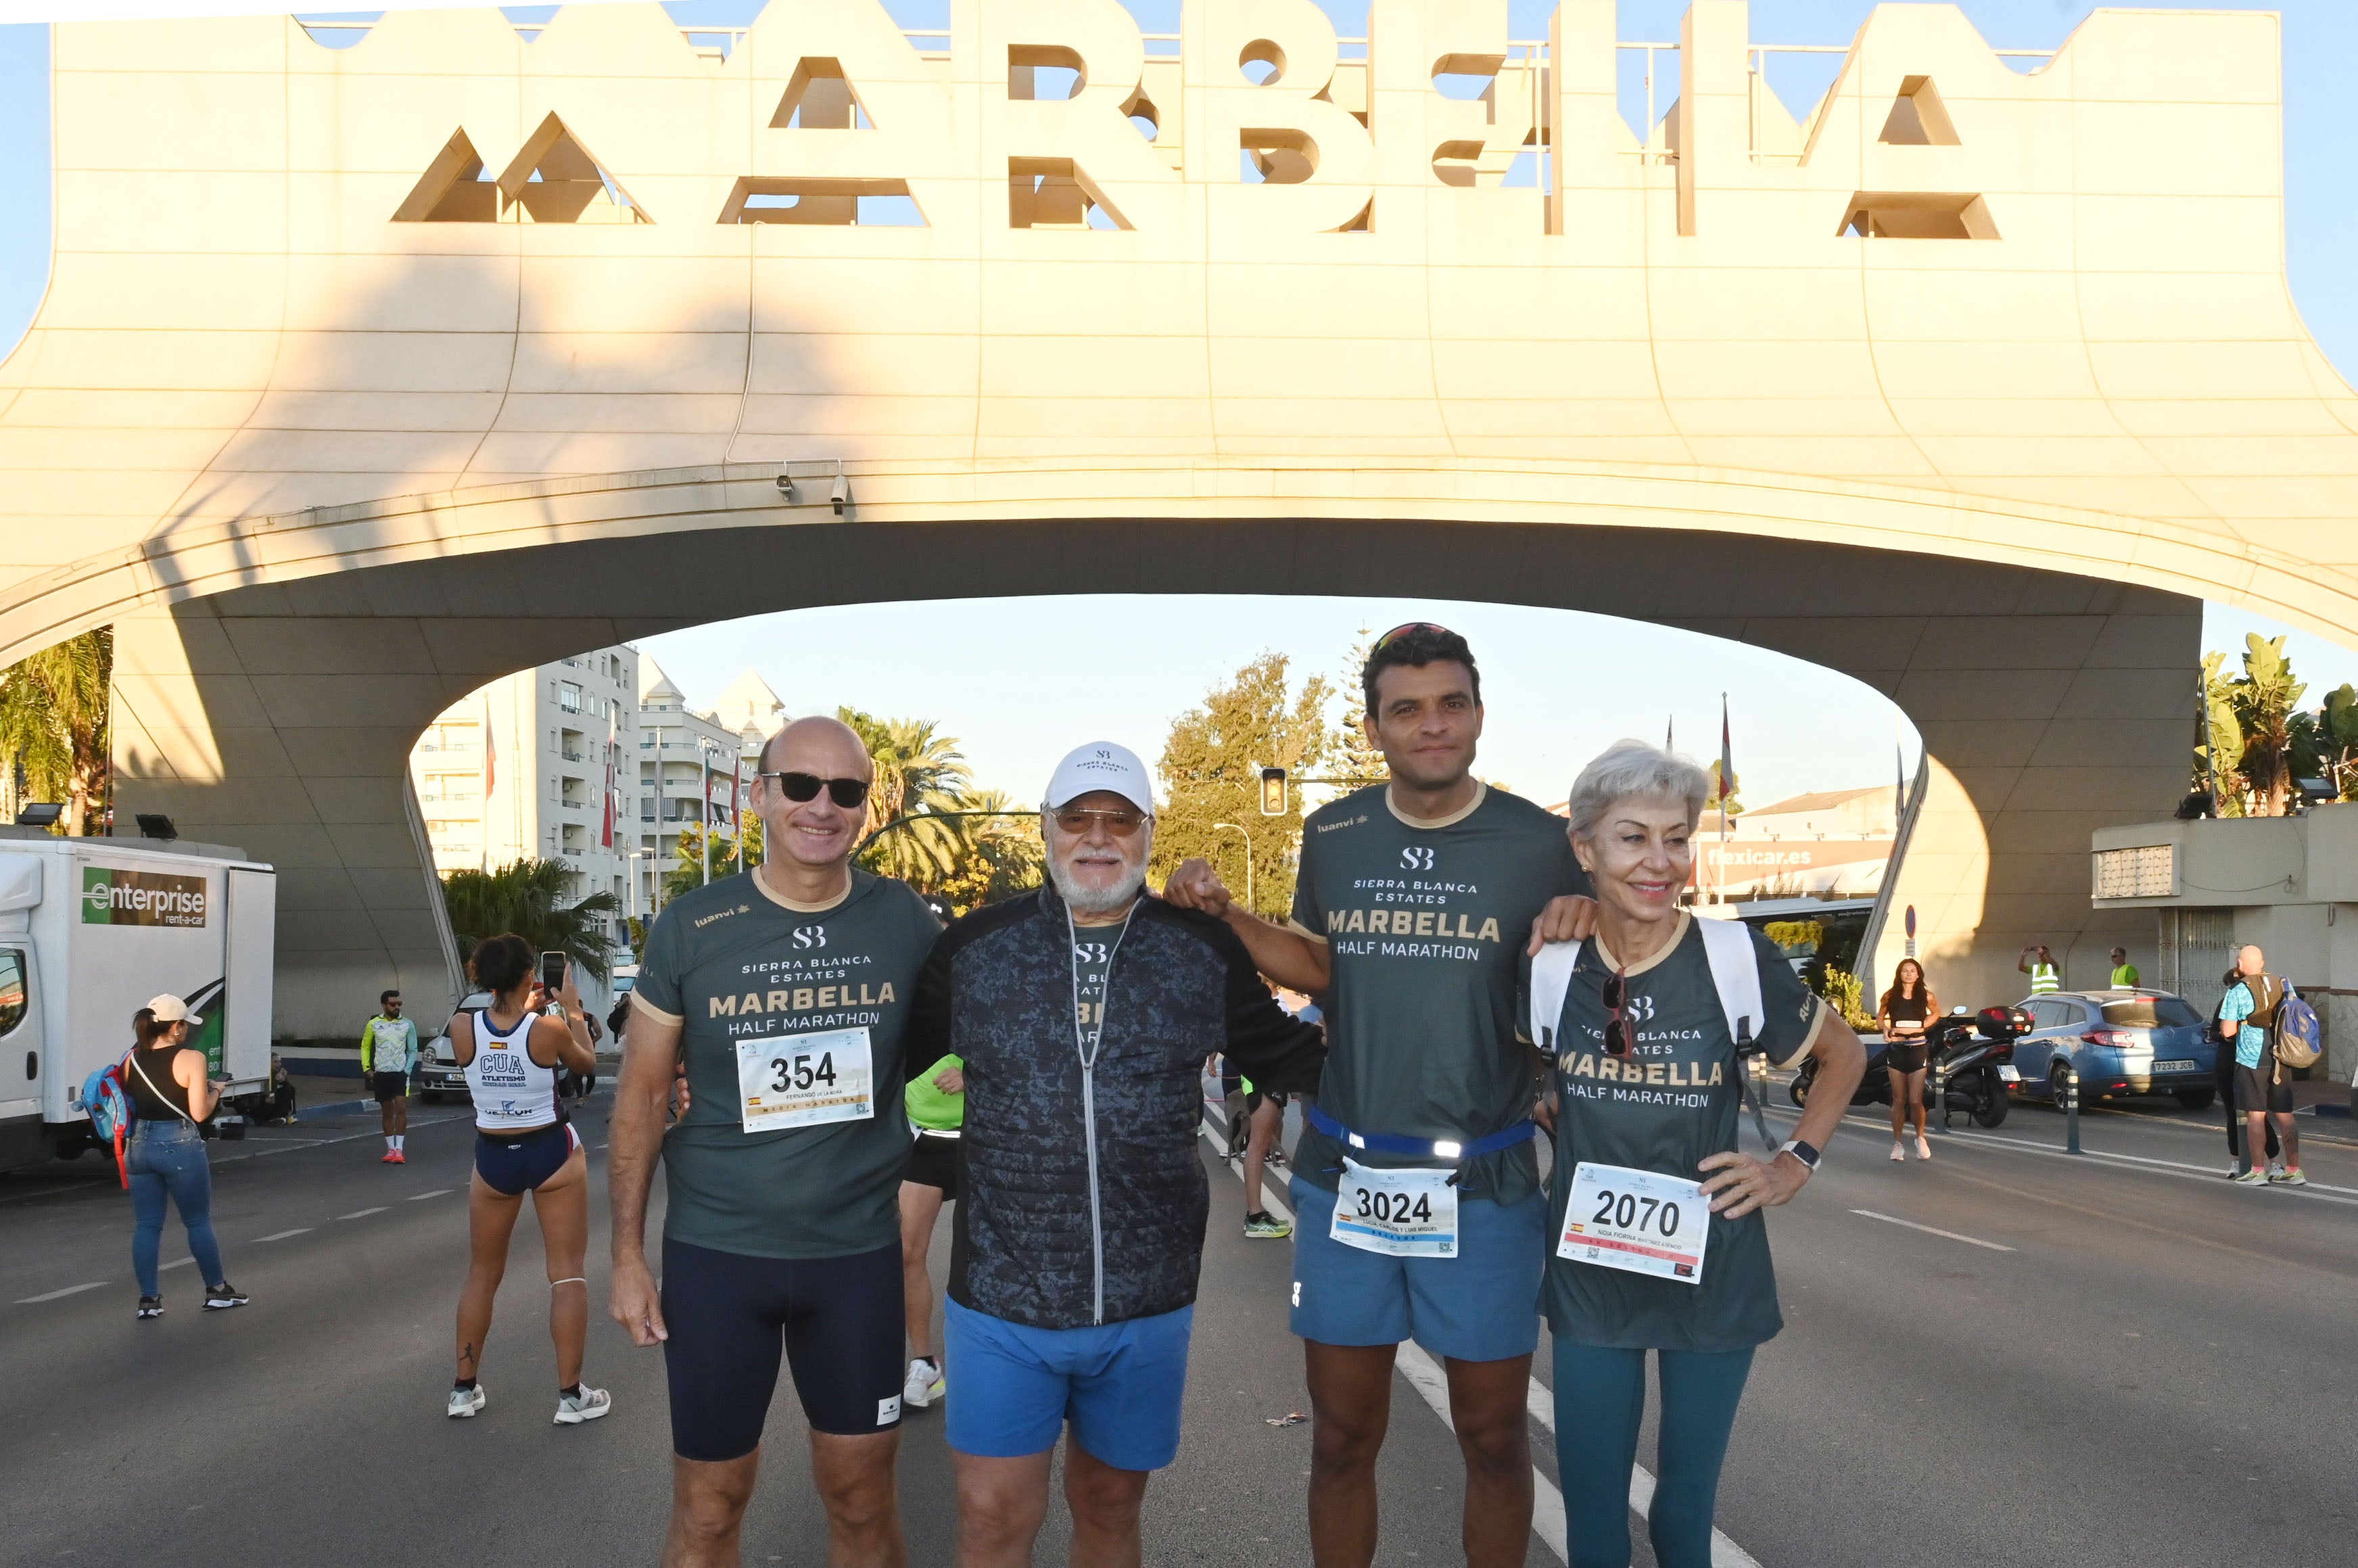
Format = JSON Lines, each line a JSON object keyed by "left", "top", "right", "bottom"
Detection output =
{"left": 473, "top": 1122, "right": 578, "bottom": 1195}
{"left": 943, "top": 1298, "right": 1194, "bottom": 1471}
{"left": 1288, "top": 1177, "right": 1546, "bottom": 1363}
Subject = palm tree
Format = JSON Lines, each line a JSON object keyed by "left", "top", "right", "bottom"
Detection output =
{"left": 441, "top": 858, "right": 621, "bottom": 980}
{"left": 932, "top": 788, "right": 1045, "bottom": 911}
{"left": 0, "top": 627, "right": 112, "bottom": 834}
{"left": 840, "top": 709, "right": 975, "bottom": 888}
{"left": 661, "top": 817, "right": 763, "bottom": 905}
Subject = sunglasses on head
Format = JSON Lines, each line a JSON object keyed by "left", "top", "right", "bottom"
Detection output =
{"left": 1601, "top": 968, "right": 1634, "bottom": 1058}
{"left": 1052, "top": 807, "right": 1148, "bottom": 837}
{"left": 1373, "top": 621, "right": 1455, "bottom": 652}
{"left": 763, "top": 771, "right": 871, "bottom": 809}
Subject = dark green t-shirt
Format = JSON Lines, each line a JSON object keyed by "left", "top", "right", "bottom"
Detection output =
{"left": 635, "top": 868, "right": 942, "bottom": 1260}
{"left": 1290, "top": 782, "right": 1587, "bottom": 1205}
{"left": 1536, "top": 914, "right": 1823, "bottom": 1352}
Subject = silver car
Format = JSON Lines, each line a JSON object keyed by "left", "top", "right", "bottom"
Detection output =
{"left": 2008, "top": 989, "right": 2217, "bottom": 1110}
{"left": 417, "top": 990, "right": 493, "bottom": 1103}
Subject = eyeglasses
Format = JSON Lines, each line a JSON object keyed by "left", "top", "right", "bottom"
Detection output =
{"left": 1373, "top": 621, "right": 1454, "bottom": 652}
{"left": 1052, "top": 807, "right": 1148, "bottom": 838}
{"left": 762, "top": 772, "right": 871, "bottom": 809}
{"left": 1601, "top": 968, "right": 1633, "bottom": 1058}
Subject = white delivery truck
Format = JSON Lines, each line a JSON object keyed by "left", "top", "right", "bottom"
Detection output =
{"left": 0, "top": 828, "right": 276, "bottom": 1171}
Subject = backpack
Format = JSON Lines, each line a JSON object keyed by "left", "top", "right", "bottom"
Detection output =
{"left": 1530, "top": 916, "right": 1775, "bottom": 1148}
{"left": 2274, "top": 987, "right": 2322, "bottom": 1071}
{"left": 76, "top": 1051, "right": 135, "bottom": 1190}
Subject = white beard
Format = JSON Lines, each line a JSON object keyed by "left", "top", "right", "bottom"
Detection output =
{"left": 1050, "top": 855, "right": 1147, "bottom": 916}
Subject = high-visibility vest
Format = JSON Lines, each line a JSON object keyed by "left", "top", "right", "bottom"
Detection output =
{"left": 2029, "top": 963, "right": 2060, "bottom": 994}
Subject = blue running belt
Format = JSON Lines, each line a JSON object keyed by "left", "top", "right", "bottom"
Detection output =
{"left": 1303, "top": 1101, "right": 1536, "bottom": 1160}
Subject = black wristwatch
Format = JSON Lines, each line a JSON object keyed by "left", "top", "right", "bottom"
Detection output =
{"left": 1777, "top": 1139, "right": 1822, "bottom": 1171}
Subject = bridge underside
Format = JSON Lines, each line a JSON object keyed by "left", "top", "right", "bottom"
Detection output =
{"left": 108, "top": 512, "right": 2196, "bottom": 1037}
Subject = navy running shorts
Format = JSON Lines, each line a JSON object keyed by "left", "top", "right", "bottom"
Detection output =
{"left": 473, "top": 1122, "right": 578, "bottom": 1195}
{"left": 661, "top": 1235, "right": 905, "bottom": 1460}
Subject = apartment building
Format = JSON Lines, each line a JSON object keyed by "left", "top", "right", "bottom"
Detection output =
{"left": 636, "top": 656, "right": 778, "bottom": 913}
{"left": 409, "top": 646, "right": 638, "bottom": 941}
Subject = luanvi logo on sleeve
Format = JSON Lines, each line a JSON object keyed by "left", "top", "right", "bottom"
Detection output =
{"left": 80, "top": 867, "right": 209, "bottom": 928}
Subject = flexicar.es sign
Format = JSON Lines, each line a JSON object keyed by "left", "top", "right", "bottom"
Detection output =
{"left": 81, "top": 867, "right": 208, "bottom": 928}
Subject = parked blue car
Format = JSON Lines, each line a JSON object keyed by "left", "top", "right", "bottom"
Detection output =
{"left": 2006, "top": 990, "right": 2217, "bottom": 1110}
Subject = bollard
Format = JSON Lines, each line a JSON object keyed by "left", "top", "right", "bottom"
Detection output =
{"left": 2062, "top": 1062, "right": 2082, "bottom": 1155}
{"left": 1931, "top": 1061, "right": 1949, "bottom": 1134}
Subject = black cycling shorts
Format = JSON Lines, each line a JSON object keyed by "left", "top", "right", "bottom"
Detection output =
{"left": 904, "top": 1131, "right": 960, "bottom": 1199}
{"left": 371, "top": 1071, "right": 409, "bottom": 1104}
{"left": 473, "top": 1122, "right": 578, "bottom": 1195}
{"left": 661, "top": 1236, "right": 905, "bottom": 1460}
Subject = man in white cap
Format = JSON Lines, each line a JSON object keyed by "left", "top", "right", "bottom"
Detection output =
{"left": 906, "top": 741, "right": 1325, "bottom": 1567}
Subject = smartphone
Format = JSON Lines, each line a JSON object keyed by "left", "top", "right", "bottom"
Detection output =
{"left": 539, "top": 951, "right": 567, "bottom": 995}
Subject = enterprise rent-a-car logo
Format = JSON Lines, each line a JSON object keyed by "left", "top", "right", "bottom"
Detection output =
{"left": 81, "top": 867, "right": 208, "bottom": 928}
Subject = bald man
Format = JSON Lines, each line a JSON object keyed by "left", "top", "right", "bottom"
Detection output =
{"left": 610, "top": 717, "right": 945, "bottom": 1567}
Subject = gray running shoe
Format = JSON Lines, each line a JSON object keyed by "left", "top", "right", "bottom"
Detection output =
{"left": 447, "top": 1384, "right": 486, "bottom": 1419}
{"left": 1244, "top": 1211, "right": 1294, "bottom": 1239}
{"left": 553, "top": 1385, "right": 611, "bottom": 1425}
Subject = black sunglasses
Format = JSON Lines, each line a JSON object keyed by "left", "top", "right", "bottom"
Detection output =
{"left": 1601, "top": 969, "right": 1633, "bottom": 1058}
{"left": 762, "top": 771, "right": 871, "bottom": 809}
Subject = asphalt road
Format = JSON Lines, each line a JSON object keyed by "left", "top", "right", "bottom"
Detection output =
{"left": 3, "top": 1085, "right": 2353, "bottom": 1567}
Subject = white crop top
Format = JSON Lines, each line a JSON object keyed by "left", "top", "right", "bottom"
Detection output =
{"left": 464, "top": 1007, "right": 562, "bottom": 1133}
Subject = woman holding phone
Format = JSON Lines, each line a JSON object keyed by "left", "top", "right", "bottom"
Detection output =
{"left": 447, "top": 933, "right": 607, "bottom": 1425}
{"left": 126, "top": 995, "right": 247, "bottom": 1318}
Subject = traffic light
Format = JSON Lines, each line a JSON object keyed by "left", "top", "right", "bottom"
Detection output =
{"left": 1259, "top": 766, "right": 1288, "bottom": 816}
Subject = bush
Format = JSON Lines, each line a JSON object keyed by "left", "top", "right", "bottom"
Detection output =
{"left": 1815, "top": 965, "right": 1875, "bottom": 1030}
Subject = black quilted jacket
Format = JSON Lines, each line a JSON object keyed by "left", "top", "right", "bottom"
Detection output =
{"left": 909, "top": 886, "right": 1324, "bottom": 1329}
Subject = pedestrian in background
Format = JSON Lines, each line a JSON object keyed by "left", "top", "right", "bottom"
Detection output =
{"left": 125, "top": 997, "right": 247, "bottom": 1319}
{"left": 2211, "top": 966, "right": 2278, "bottom": 1178}
{"left": 2108, "top": 947, "right": 2140, "bottom": 989}
{"left": 901, "top": 1050, "right": 964, "bottom": 1412}
{"left": 2017, "top": 945, "right": 2060, "bottom": 995}
{"left": 360, "top": 990, "right": 418, "bottom": 1164}
{"left": 1876, "top": 959, "right": 1937, "bottom": 1162}
{"left": 2221, "top": 945, "right": 2305, "bottom": 1187}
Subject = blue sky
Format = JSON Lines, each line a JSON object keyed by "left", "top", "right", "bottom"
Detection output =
{"left": 0, "top": 2, "right": 2353, "bottom": 805}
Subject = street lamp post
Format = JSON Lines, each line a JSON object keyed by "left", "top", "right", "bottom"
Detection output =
{"left": 1211, "top": 822, "right": 1253, "bottom": 913}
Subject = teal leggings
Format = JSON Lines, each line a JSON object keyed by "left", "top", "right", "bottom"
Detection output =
{"left": 1551, "top": 1338, "right": 1754, "bottom": 1568}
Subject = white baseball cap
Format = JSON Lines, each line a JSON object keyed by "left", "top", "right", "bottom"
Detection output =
{"left": 1044, "top": 741, "right": 1156, "bottom": 815}
{"left": 147, "top": 993, "right": 202, "bottom": 1026}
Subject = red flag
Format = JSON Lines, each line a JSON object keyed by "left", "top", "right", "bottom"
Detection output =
{"left": 601, "top": 700, "right": 617, "bottom": 849}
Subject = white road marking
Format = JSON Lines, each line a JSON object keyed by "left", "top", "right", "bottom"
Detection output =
{"left": 160, "top": 1258, "right": 195, "bottom": 1270}
{"left": 1768, "top": 1104, "right": 2358, "bottom": 1209}
{"left": 16, "top": 1281, "right": 107, "bottom": 1304}
{"left": 1196, "top": 1112, "right": 1766, "bottom": 1568}
{"left": 252, "top": 1229, "right": 312, "bottom": 1242}
{"left": 1849, "top": 1209, "right": 2016, "bottom": 1252}
{"left": 337, "top": 1206, "right": 387, "bottom": 1220}
{"left": 407, "top": 1189, "right": 452, "bottom": 1201}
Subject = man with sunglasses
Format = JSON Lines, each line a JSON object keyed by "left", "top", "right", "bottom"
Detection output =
{"left": 609, "top": 715, "right": 944, "bottom": 1568}
{"left": 1164, "top": 622, "right": 1594, "bottom": 1568}
{"left": 908, "top": 741, "right": 1325, "bottom": 1567}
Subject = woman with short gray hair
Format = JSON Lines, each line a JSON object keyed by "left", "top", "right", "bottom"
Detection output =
{"left": 1531, "top": 740, "right": 1864, "bottom": 1568}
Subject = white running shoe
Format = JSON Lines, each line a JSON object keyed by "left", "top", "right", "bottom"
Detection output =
{"left": 553, "top": 1385, "right": 611, "bottom": 1425}
{"left": 903, "top": 1358, "right": 945, "bottom": 1408}
{"left": 1915, "top": 1135, "right": 1933, "bottom": 1161}
{"left": 1889, "top": 1141, "right": 1906, "bottom": 1162}
{"left": 447, "top": 1385, "right": 486, "bottom": 1419}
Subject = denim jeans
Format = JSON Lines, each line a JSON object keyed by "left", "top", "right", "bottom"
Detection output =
{"left": 128, "top": 1122, "right": 225, "bottom": 1296}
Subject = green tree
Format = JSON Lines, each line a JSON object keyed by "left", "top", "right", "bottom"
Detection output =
{"left": 841, "top": 709, "right": 976, "bottom": 888}
{"left": 2314, "top": 683, "right": 2358, "bottom": 801}
{"left": 2198, "top": 650, "right": 2247, "bottom": 815}
{"left": 662, "top": 815, "right": 763, "bottom": 905}
{"left": 2230, "top": 634, "right": 2304, "bottom": 816}
{"left": 931, "top": 788, "right": 1045, "bottom": 913}
{"left": 442, "top": 857, "right": 621, "bottom": 980}
{"left": 1152, "top": 652, "right": 1334, "bottom": 920}
{"left": 0, "top": 627, "right": 112, "bottom": 835}
{"left": 1332, "top": 627, "right": 1390, "bottom": 788}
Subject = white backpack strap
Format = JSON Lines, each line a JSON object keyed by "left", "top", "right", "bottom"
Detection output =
{"left": 1529, "top": 941, "right": 1584, "bottom": 1053}
{"left": 1694, "top": 917, "right": 1766, "bottom": 1055}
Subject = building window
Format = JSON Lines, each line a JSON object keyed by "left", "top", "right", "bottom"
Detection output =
{"left": 561, "top": 682, "right": 583, "bottom": 713}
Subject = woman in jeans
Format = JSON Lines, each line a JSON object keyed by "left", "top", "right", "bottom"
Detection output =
{"left": 1533, "top": 742, "right": 1863, "bottom": 1567}
{"left": 125, "top": 994, "right": 247, "bottom": 1318}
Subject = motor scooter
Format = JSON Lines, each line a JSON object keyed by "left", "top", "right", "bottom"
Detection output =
{"left": 1924, "top": 1005, "right": 2030, "bottom": 1130}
